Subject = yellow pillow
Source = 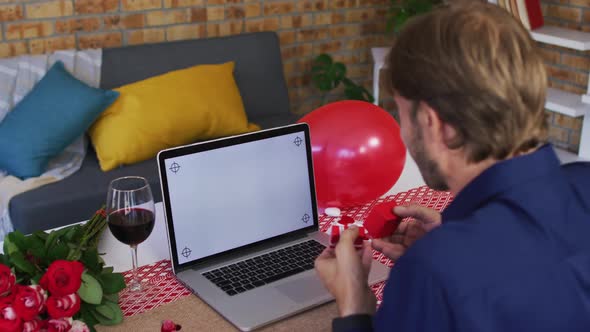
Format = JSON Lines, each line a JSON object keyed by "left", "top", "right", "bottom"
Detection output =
{"left": 88, "top": 62, "right": 260, "bottom": 171}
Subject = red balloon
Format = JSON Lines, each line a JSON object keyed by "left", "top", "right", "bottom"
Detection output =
{"left": 298, "top": 100, "right": 406, "bottom": 210}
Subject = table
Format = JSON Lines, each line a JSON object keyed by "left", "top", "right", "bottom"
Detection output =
{"left": 99, "top": 151, "right": 424, "bottom": 273}
{"left": 7, "top": 152, "right": 424, "bottom": 331}
{"left": 94, "top": 152, "right": 426, "bottom": 330}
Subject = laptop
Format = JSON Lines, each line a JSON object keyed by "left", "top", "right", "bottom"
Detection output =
{"left": 157, "top": 123, "right": 390, "bottom": 331}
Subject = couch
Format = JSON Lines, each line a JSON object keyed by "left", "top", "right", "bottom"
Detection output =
{"left": 10, "top": 31, "right": 298, "bottom": 234}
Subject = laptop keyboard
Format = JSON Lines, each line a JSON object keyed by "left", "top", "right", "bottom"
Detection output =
{"left": 202, "top": 240, "right": 326, "bottom": 296}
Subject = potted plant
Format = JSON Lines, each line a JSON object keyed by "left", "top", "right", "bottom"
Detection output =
{"left": 387, "top": 0, "right": 443, "bottom": 33}
{"left": 311, "top": 54, "right": 375, "bottom": 104}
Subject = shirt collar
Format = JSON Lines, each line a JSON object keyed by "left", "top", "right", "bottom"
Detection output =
{"left": 441, "top": 144, "right": 561, "bottom": 221}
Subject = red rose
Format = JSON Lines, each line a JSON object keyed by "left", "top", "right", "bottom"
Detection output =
{"left": 23, "top": 318, "right": 42, "bottom": 332}
{"left": 46, "top": 293, "right": 81, "bottom": 319}
{"left": 0, "top": 264, "right": 15, "bottom": 297}
{"left": 46, "top": 317, "right": 72, "bottom": 332}
{"left": 40, "top": 260, "right": 84, "bottom": 296}
{"left": 13, "top": 285, "right": 46, "bottom": 321}
{"left": 0, "top": 297, "right": 22, "bottom": 332}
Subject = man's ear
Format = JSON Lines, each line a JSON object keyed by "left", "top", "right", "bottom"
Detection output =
{"left": 420, "top": 102, "right": 459, "bottom": 149}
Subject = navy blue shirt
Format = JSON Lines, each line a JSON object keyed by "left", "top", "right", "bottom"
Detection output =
{"left": 334, "top": 145, "right": 590, "bottom": 331}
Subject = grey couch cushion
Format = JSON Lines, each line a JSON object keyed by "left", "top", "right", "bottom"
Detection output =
{"left": 100, "top": 31, "right": 290, "bottom": 119}
{"left": 10, "top": 113, "right": 296, "bottom": 234}
{"left": 10, "top": 150, "right": 160, "bottom": 234}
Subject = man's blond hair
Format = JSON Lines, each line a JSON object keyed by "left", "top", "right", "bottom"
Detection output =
{"left": 385, "top": 2, "right": 548, "bottom": 162}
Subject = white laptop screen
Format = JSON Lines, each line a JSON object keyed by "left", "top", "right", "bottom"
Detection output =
{"left": 161, "top": 128, "right": 316, "bottom": 266}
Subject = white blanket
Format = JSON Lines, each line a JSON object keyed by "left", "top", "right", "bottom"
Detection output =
{"left": 0, "top": 49, "right": 102, "bottom": 239}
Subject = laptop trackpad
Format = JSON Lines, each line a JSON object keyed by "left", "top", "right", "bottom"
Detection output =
{"left": 275, "top": 276, "right": 329, "bottom": 303}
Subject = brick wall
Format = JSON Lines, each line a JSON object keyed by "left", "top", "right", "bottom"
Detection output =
{"left": 538, "top": 0, "right": 590, "bottom": 153}
{"left": 0, "top": 0, "right": 587, "bottom": 153}
{"left": 0, "top": 0, "right": 390, "bottom": 115}
{"left": 381, "top": 0, "right": 590, "bottom": 154}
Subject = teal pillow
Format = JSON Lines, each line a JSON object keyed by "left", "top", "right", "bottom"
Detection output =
{"left": 0, "top": 61, "right": 119, "bottom": 179}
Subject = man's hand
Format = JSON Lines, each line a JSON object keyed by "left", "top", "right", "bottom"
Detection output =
{"left": 372, "top": 204, "right": 442, "bottom": 261}
{"left": 315, "top": 227, "right": 376, "bottom": 317}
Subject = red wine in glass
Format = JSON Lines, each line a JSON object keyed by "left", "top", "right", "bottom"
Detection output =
{"left": 106, "top": 176, "right": 155, "bottom": 292}
{"left": 108, "top": 208, "right": 155, "bottom": 246}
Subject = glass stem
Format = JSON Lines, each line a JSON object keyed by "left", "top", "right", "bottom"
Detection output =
{"left": 130, "top": 244, "right": 141, "bottom": 291}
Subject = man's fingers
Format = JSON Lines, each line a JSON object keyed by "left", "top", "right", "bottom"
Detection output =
{"left": 371, "top": 239, "right": 406, "bottom": 261}
{"left": 361, "top": 242, "right": 373, "bottom": 272}
{"left": 335, "top": 226, "right": 360, "bottom": 256}
{"left": 317, "top": 247, "right": 335, "bottom": 260}
{"left": 394, "top": 204, "right": 442, "bottom": 229}
{"left": 390, "top": 234, "right": 404, "bottom": 244}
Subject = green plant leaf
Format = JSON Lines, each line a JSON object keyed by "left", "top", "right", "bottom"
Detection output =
{"left": 4, "top": 239, "right": 19, "bottom": 257}
{"left": 8, "top": 231, "right": 27, "bottom": 251}
{"left": 95, "top": 304, "right": 115, "bottom": 320}
{"left": 80, "top": 303, "right": 99, "bottom": 331}
{"left": 44, "top": 227, "right": 68, "bottom": 250}
{"left": 92, "top": 302, "right": 123, "bottom": 326}
{"left": 101, "top": 266, "right": 114, "bottom": 275}
{"left": 48, "top": 242, "right": 69, "bottom": 262}
{"left": 32, "top": 231, "right": 48, "bottom": 242}
{"left": 64, "top": 226, "right": 79, "bottom": 242}
{"left": 100, "top": 273, "right": 126, "bottom": 294}
{"left": 79, "top": 272, "right": 103, "bottom": 305}
{"left": 25, "top": 236, "right": 45, "bottom": 261}
{"left": 31, "top": 273, "right": 43, "bottom": 285}
{"left": 0, "top": 254, "right": 9, "bottom": 266}
{"left": 103, "top": 292, "right": 119, "bottom": 303}
{"left": 81, "top": 248, "right": 100, "bottom": 272}
{"left": 314, "top": 54, "right": 332, "bottom": 67}
{"left": 10, "top": 252, "right": 35, "bottom": 275}
{"left": 312, "top": 75, "right": 333, "bottom": 92}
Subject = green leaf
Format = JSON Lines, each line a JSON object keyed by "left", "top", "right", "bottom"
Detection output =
{"left": 65, "top": 225, "right": 86, "bottom": 244}
{"left": 31, "top": 273, "right": 43, "bottom": 285}
{"left": 81, "top": 248, "right": 100, "bottom": 272}
{"left": 9, "top": 231, "right": 27, "bottom": 251}
{"left": 95, "top": 304, "right": 115, "bottom": 320}
{"left": 312, "top": 76, "right": 333, "bottom": 92}
{"left": 4, "top": 239, "right": 19, "bottom": 257}
{"left": 32, "top": 231, "right": 48, "bottom": 242}
{"left": 44, "top": 228, "right": 68, "bottom": 250}
{"left": 48, "top": 242, "right": 69, "bottom": 262}
{"left": 25, "top": 235, "right": 46, "bottom": 261}
{"left": 100, "top": 273, "right": 126, "bottom": 294}
{"left": 329, "top": 62, "right": 346, "bottom": 81}
{"left": 92, "top": 301, "right": 123, "bottom": 326}
{"left": 78, "top": 272, "right": 103, "bottom": 305}
{"left": 10, "top": 252, "right": 35, "bottom": 275}
{"left": 101, "top": 266, "right": 114, "bottom": 275}
{"left": 24, "top": 233, "right": 44, "bottom": 249}
{"left": 314, "top": 54, "right": 332, "bottom": 67}
{"left": 103, "top": 292, "right": 119, "bottom": 303}
{"left": 80, "top": 304, "right": 99, "bottom": 331}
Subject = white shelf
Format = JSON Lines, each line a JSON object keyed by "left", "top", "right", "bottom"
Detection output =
{"left": 554, "top": 146, "right": 588, "bottom": 163}
{"left": 545, "top": 88, "right": 590, "bottom": 117}
{"left": 371, "top": 47, "right": 389, "bottom": 105}
{"left": 531, "top": 26, "right": 590, "bottom": 51}
{"left": 371, "top": 47, "right": 388, "bottom": 66}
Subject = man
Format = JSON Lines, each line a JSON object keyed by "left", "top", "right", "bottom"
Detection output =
{"left": 314, "top": 2, "right": 590, "bottom": 331}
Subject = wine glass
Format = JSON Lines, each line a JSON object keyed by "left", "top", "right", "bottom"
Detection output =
{"left": 106, "top": 176, "right": 156, "bottom": 292}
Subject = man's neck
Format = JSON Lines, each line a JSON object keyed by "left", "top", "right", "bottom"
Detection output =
{"left": 444, "top": 146, "right": 541, "bottom": 196}
{"left": 445, "top": 157, "right": 497, "bottom": 196}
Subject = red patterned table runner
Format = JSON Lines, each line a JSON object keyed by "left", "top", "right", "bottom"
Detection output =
{"left": 118, "top": 185, "right": 454, "bottom": 316}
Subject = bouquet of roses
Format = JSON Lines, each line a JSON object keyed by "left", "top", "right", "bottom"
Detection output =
{"left": 0, "top": 207, "right": 126, "bottom": 332}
